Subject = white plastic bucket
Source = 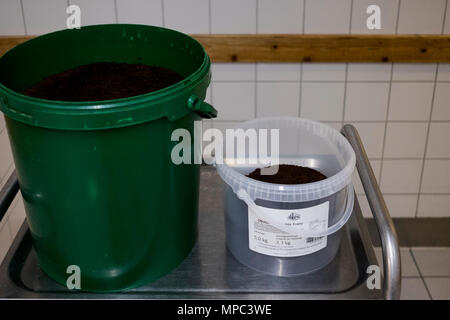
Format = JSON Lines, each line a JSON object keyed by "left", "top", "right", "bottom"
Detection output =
{"left": 216, "top": 117, "right": 356, "bottom": 276}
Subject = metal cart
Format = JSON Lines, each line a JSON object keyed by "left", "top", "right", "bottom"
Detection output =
{"left": 0, "top": 125, "right": 401, "bottom": 299}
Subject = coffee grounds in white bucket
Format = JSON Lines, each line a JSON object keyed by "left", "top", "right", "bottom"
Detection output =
{"left": 247, "top": 164, "right": 326, "bottom": 184}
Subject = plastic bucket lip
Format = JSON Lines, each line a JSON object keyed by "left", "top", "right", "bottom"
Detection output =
{"left": 216, "top": 117, "right": 356, "bottom": 202}
{"left": 0, "top": 60, "right": 209, "bottom": 109}
{"left": 0, "top": 24, "right": 211, "bottom": 129}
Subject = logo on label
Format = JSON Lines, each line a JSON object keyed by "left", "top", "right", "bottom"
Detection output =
{"left": 288, "top": 212, "right": 301, "bottom": 221}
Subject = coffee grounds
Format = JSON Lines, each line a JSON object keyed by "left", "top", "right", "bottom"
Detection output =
{"left": 23, "top": 62, "right": 184, "bottom": 101}
{"left": 247, "top": 164, "right": 327, "bottom": 184}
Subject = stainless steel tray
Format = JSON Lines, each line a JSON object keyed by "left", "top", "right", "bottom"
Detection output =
{"left": 0, "top": 125, "right": 401, "bottom": 299}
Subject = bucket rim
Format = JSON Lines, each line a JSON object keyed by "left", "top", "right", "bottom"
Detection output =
{"left": 0, "top": 24, "right": 212, "bottom": 130}
{"left": 216, "top": 117, "right": 356, "bottom": 202}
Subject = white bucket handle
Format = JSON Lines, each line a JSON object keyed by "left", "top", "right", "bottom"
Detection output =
{"left": 236, "top": 183, "right": 354, "bottom": 237}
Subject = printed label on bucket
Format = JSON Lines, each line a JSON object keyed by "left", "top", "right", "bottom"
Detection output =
{"left": 248, "top": 202, "right": 329, "bottom": 257}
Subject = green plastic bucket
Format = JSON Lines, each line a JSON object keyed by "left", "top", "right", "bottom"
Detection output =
{"left": 0, "top": 24, "right": 217, "bottom": 292}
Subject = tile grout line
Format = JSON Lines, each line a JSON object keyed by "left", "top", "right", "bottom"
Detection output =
{"left": 412, "top": 0, "right": 450, "bottom": 214}
{"left": 382, "top": 157, "right": 450, "bottom": 160}
{"left": 208, "top": 0, "right": 212, "bottom": 34}
{"left": 211, "top": 80, "right": 450, "bottom": 84}
{"left": 6, "top": 211, "right": 15, "bottom": 244}
{"left": 413, "top": 275, "right": 450, "bottom": 279}
{"left": 348, "top": 0, "right": 354, "bottom": 33}
{"left": 378, "top": 64, "right": 394, "bottom": 186}
{"left": 255, "top": 0, "right": 259, "bottom": 35}
{"left": 20, "top": 0, "right": 28, "bottom": 35}
{"left": 409, "top": 248, "right": 433, "bottom": 300}
{"left": 253, "top": 69, "right": 258, "bottom": 118}
{"left": 340, "top": 0, "right": 354, "bottom": 130}
{"left": 0, "top": 163, "right": 14, "bottom": 189}
{"left": 378, "top": 0, "right": 402, "bottom": 186}
{"left": 210, "top": 84, "right": 214, "bottom": 128}
{"left": 212, "top": 119, "right": 450, "bottom": 129}
{"left": 443, "top": 0, "right": 449, "bottom": 37}
{"left": 435, "top": 0, "right": 449, "bottom": 85}
{"left": 212, "top": 119, "right": 450, "bottom": 126}
{"left": 8, "top": 196, "right": 23, "bottom": 242}
{"left": 0, "top": 184, "right": 14, "bottom": 241}
{"left": 298, "top": 63, "right": 303, "bottom": 117}
{"left": 341, "top": 65, "right": 348, "bottom": 130}
{"left": 208, "top": 0, "right": 213, "bottom": 127}
{"left": 254, "top": 68, "right": 258, "bottom": 118}
{"left": 414, "top": 62, "right": 442, "bottom": 215}
{"left": 161, "top": 0, "right": 165, "bottom": 27}
{"left": 367, "top": 192, "right": 450, "bottom": 196}
{"left": 302, "top": 0, "right": 306, "bottom": 34}
{"left": 254, "top": 0, "right": 259, "bottom": 118}
{"left": 113, "top": 0, "right": 119, "bottom": 23}
{"left": 0, "top": 217, "right": 13, "bottom": 244}
{"left": 298, "top": 0, "right": 306, "bottom": 118}
{"left": 413, "top": 0, "right": 449, "bottom": 217}
{"left": 5, "top": 195, "right": 20, "bottom": 224}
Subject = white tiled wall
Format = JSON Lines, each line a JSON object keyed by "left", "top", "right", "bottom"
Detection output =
{"left": 1, "top": 0, "right": 450, "bottom": 261}
{"left": 374, "top": 247, "right": 450, "bottom": 299}
{"left": 0, "top": 0, "right": 25, "bottom": 35}
{"left": 22, "top": 0, "right": 68, "bottom": 34}
{"left": 257, "top": 0, "right": 303, "bottom": 34}
{"left": 351, "top": 0, "right": 399, "bottom": 34}
{"left": 116, "top": 0, "right": 163, "bottom": 26}
{"left": 304, "top": 0, "right": 352, "bottom": 34}
{"left": 211, "top": 0, "right": 256, "bottom": 34}
{"left": 397, "top": 0, "right": 447, "bottom": 34}
{"left": 68, "top": 0, "right": 116, "bottom": 26}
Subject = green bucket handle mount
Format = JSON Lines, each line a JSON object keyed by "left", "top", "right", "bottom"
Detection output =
{"left": 187, "top": 95, "right": 217, "bottom": 119}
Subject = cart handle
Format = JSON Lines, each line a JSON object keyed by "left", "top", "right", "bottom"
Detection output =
{"left": 342, "top": 124, "right": 401, "bottom": 300}
{"left": 0, "top": 170, "right": 19, "bottom": 224}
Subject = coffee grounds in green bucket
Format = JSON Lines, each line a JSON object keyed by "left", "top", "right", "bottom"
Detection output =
{"left": 23, "top": 62, "right": 184, "bottom": 101}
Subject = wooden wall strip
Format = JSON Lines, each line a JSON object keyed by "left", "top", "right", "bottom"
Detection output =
{"left": 194, "top": 34, "right": 450, "bottom": 63}
{"left": 0, "top": 36, "right": 32, "bottom": 57}
{"left": 2, "top": 34, "right": 450, "bottom": 62}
